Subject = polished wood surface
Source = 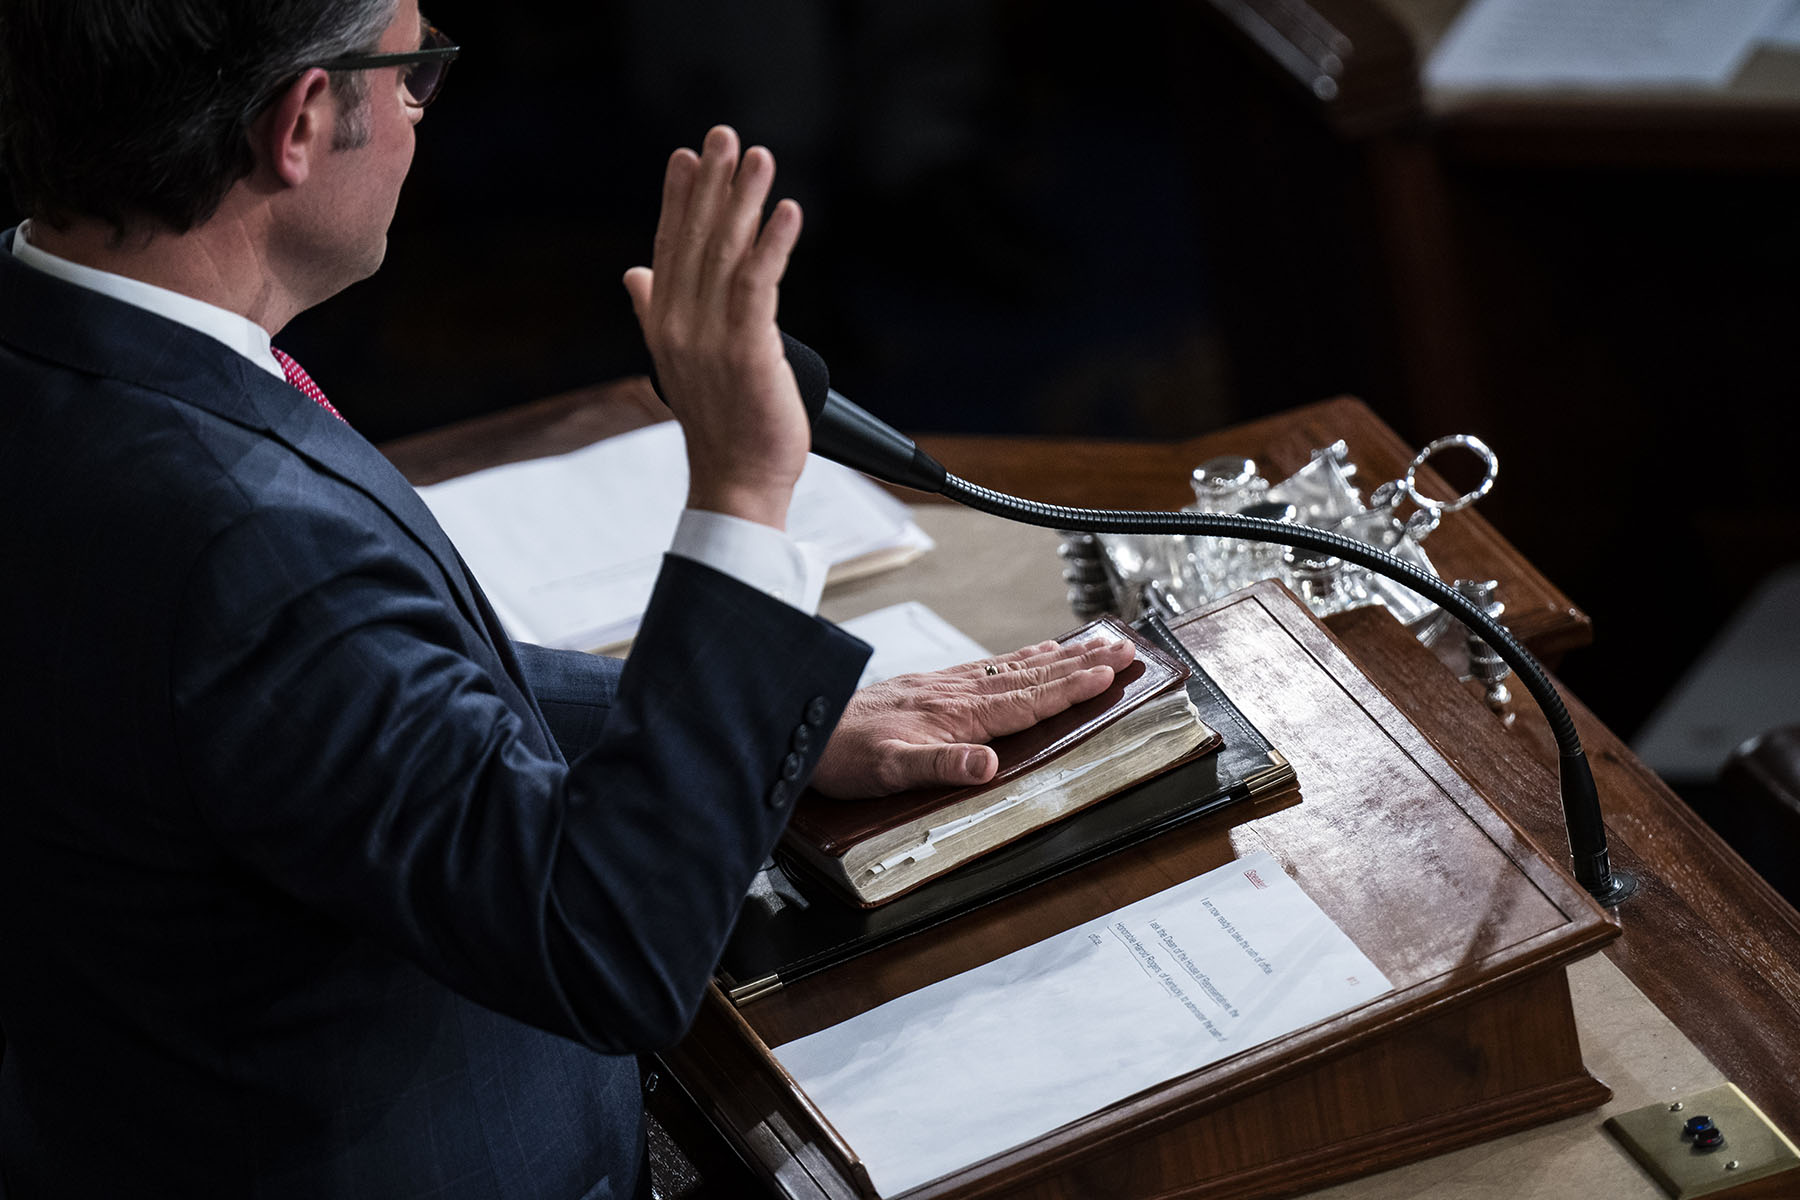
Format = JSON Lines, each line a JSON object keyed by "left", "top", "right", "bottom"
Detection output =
{"left": 1330, "top": 606, "right": 1800, "bottom": 1144}
{"left": 375, "top": 393, "right": 1800, "bottom": 1195}
{"left": 923, "top": 411, "right": 1800, "bottom": 1148}
{"left": 665, "top": 582, "right": 1617, "bottom": 1199}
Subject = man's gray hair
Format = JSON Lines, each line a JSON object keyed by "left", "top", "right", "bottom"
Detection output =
{"left": 248, "top": 0, "right": 398, "bottom": 150}
{"left": 0, "top": 0, "right": 405, "bottom": 233}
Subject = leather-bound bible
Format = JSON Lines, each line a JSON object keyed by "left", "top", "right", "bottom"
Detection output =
{"left": 780, "top": 616, "right": 1222, "bottom": 907}
{"left": 721, "top": 612, "right": 1294, "bottom": 1001}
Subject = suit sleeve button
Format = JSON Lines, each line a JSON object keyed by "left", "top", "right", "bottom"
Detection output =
{"left": 805, "top": 696, "right": 829, "bottom": 725}
{"left": 791, "top": 724, "right": 813, "bottom": 753}
{"left": 768, "top": 780, "right": 793, "bottom": 809}
{"left": 781, "top": 752, "right": 805, "bottom": 782}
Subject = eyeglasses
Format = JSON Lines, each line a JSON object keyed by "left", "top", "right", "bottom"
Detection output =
{"left": 320, "top": 22, "right": 460, "bottom": 108}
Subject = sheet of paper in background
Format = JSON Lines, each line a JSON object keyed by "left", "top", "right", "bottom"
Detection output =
{"left": 773, "top": 850, "right": 1390, "bottom": 1198}
{"left": 416, "top": 421, "right": 933, "bottom": 652}
{"left": 1760, "top": 0, "right": 1800, "bottom": 48}
{"left": 1425, "top": 0, "right": 1788, "bottom": 91}
{"left": 839, "top": 602, "right": 991, "bottom": 687}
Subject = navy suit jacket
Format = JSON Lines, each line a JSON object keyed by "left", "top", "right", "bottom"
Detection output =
{"left": 0, "top": 233, "right": 869, "bottom": 1198}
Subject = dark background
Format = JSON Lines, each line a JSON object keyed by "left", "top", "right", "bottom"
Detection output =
{"left": 280, "top": 0, "right": 1229, "bottom": 446}
{"left": 7, "top": 0, "right": 1797, "bottom": 773}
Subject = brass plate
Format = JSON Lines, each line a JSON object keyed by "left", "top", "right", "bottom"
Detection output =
{"left": 1605, "top": 1083, "right": 1800, "bottom": 1198}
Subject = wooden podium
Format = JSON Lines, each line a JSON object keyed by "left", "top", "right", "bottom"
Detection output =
{"left": 382, "top": 391, "right": 1800, "bottom": 1195}
{"left": 661, "top": 580, "right": 1619, "bottom": 1199}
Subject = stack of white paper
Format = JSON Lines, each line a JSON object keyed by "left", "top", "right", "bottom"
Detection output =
{"left": 774, "top": 850, "right": 1390, "bottom": 1197}
{"left": 417, "top": 421, "right": 933, "bottom": 651}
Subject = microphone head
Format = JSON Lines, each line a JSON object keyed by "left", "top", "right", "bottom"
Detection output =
{"left": 781, "top": 331, "right": 830, "bottom": 421}
{"left": 646, "top": 328, "right": 948, "bottom": 493}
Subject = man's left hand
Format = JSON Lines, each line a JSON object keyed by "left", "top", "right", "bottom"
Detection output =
{"left": 810, "top": 636, "right": 1138, "bottom": 799}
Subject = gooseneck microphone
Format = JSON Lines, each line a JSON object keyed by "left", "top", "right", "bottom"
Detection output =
{"left": 782, "top": 334, "right": 949, "bottom": 494}
{"left": 674, "top": 334, "right": 1634, "bottom": 905}
{"left": 784, "top": 336, "right": 1637, "bottom": 906}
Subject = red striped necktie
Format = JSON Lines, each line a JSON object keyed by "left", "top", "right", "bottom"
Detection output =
{"left": 270, "top": 347, "right": 346, "bottom": 424}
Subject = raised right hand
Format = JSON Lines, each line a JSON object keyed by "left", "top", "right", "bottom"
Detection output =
{"left": 622, "top": 125, "right": 810, "bottom": 531}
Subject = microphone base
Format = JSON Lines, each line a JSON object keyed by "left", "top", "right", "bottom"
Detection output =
{"left": 1584, "top": 869, "right": 1638, "bottom": 909}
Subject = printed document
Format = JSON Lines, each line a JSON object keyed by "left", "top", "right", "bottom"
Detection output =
{"left": 773, "top": 850, "right": 1390, "bottom": 1197}
{"left": 416, "top": 421, "right": 931, "bottom": 651}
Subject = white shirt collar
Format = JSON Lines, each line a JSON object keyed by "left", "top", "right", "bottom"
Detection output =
{"left": 11, "top": 220, "right": 286, "bottom": 380}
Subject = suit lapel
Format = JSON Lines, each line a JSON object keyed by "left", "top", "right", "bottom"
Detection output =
{"left": 250, "top": 379, "right": 495, "bottom": 640}
{"left": 253, "top": 390, "right": 566, "bottom": 760}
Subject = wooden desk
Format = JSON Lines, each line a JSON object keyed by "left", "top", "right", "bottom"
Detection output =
{"left": 1161, "top": 0, "right": 1800, "bottom": 743}
{"left": 379, "top": 394, "right": 1800, "bottom": 1196}
{"left": 913, "top": 420, "right": 1800, "bottom": 1165}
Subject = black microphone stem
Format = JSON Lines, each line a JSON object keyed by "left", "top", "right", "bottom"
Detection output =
{"left": 933, "top": 471, "right": 1637, "bottom": 908}
{"left": 767, "top": 329, "right": 1629, "bottom": 904}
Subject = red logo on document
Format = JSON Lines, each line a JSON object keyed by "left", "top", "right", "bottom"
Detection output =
{"left": 1244, "top": 868, "right": 1269, "bottom": 890}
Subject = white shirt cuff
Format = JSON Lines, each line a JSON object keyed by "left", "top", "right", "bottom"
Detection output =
{"left": 669, "top": 509, "right": 826, "bottom": 615}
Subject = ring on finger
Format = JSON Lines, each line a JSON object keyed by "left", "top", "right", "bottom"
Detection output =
{"left": 983, "top": 662, "right": 999, "bottom": 676}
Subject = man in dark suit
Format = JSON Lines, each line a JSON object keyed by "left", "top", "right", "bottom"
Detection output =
{"left": 0, "top": 1, "right": 1132, "bottom": 1196}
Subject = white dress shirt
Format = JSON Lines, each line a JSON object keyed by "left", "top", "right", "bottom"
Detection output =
{"left": 10, "top": 222, "right": 824, "bottom": 615}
